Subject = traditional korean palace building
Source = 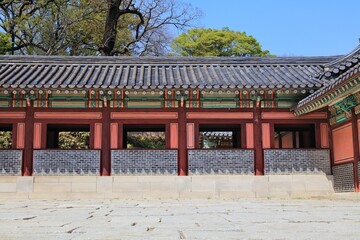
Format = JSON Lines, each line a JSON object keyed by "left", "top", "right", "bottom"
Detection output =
{"left": 0, "top": 43, "right": 360, "bottom": 198}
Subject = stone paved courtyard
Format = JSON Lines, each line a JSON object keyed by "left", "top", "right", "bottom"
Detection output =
{"left": 0, "top": 199, "right": 360, "bottom": 239}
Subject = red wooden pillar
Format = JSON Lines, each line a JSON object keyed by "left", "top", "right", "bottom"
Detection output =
{"left": 178, "top": 104, "right": 187, "bottom": 176}
{"left": 101, "top": 101, "right": 111, "bottom": 176}
{"left": 23, "top": 102, "right": 34, "bottom": 176}
{"left": 351, "top": 108, "right": 359, "bottom": 192}
{"left": 253, "top": 101, "right": 264, "bottom": 175}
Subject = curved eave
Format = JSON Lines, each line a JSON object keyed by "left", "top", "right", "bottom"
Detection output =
{"left": 322, "top": 44, "right": 360, "bottom": 79}
{"left": 294, "top": 73, "right": 360, "bottom": 116}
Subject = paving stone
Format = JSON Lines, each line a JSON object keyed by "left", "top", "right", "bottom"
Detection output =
{"left": 0, "top": 199, "right": 360, "bottom": 239}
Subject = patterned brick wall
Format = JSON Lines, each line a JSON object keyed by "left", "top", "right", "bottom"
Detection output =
{"left": 188, "top": 150, "right": 254, "bottom": 175}
{"left": 332, "top": 163, "right": 355, "bottom": 192}
{"left": 111, "top": 150, "right": 178, "bottom": 175}
{"left": 264, "top": 149, "right": 331, "bottom": 175}
{"left": 33, "top": 150, "right": 100, "bottom": 176}
{"left": 0, "top": 150, "right": 22, "bottom": 176}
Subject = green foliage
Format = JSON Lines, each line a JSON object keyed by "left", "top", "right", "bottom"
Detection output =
{"left": 0, "top": 0, "right": 200, "bottom": 56}
{"left": 58, "top": 131, "right": 89, "bottom": 149}
{"left": 127, "top": 135, "right": 166, "bottom": 149}
{"left": 0, "top": 33, "right": 10, "bottom": 55}
{"left": 171, "top": 27, "right": 271, "bottom": 57}
{"left": 0, "top": 131, "right": 12, "bottom": 149}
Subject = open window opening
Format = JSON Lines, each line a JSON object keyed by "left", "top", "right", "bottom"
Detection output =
{"left": 46, "top": 124, "right": 90, "bottom": 149}
{"left": 123, "top": 124, "right": 166, "bottom": 149}
{"left": 199, "top": 124, "right": 241, "bottom": 149}
{"left": 274, "top": 124, "right": 315, "bottom": 149}
{"left": 0, "top": 124, "right": 12, "bottom": 149}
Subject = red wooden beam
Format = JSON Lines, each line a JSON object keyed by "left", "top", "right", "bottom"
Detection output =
{"left": 23, "top": 102, "right": 34, "bottom": 176}
{"left": 101, "top": 101, "right": 111, "bottom": 176}
{"left": 253, "top": 101, "right": 264, "bottom": 175}
{"left": 178, "top": 104, "right": 187, "bottom": 176}
{"left": 351, "top": 108, "right": 359, "bottom": 192}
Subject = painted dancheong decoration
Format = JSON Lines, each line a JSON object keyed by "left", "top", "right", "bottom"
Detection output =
{"left": 0, "top": 42, "right": 359, "bottom": 193}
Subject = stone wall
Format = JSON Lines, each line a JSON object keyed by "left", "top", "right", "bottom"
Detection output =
{"left": 33, "top": 150, "right": 100, "bottom": 176}
{"left": 111, "top": 150, "right": 178, "bottom": 175}
{"left": 332, "top": 163, "right": 354, "bottom": 192}
{"left": 264, "top": 149, "right": 331, "bottom": 175}
{"left": 0, "top": 150, "right": 22, "bottom": 176}
{"left": 188, "top": 150, "right": 254, "bottom": 175}
{"left": 0, "top": 175, "right": 335, "bottom": 199}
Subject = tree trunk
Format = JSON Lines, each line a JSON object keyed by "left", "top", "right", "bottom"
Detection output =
{"left": 101, "top": 0, "right": 121, "bottom": 56}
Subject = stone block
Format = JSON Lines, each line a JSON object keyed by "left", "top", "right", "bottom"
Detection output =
{"left": 305, "top": 180, "right": 331, "bottom": 192}
{"left": 216, "top": 182, "right": 243, "bottom": 192}
{"left": 290, "top": 182, "right": 306, "bottom": 194}
{"left": 191, "top": 175, "right": 229, "bottom": 183}
{"left": 252, "top": 176, "right": 269, "bottom": 193}
{"left": 175, "top": 177, "right": 191, "bottom": 193}
{"left": 113, "top": 176, "right": 138, "bottom": 183}
{"left": 0, "top": 183, "right": 17, "bottom": 192}
{"left": 268, "top": 182, "right": 292, "bottom": 193}
{"left": 34, "top": 177, "right": 59, "bottom": 183}
{"left": 268, "top": 176, "right": 292, "bottom": 192}
{"left": 71, "top": 183, "right": 97, "bottom": 193}
{"left": 138, "top": 176, "right": 176, "bottom": 183}
{"left": 59, "top": 176, "right": 97, "bottom": 183}
{"left": 0, "top": 193, "right": 28, "bottom": 199}
{"left": 29, "top": 192, "right": 71, "bottom": 200}
{"left": 33, "top": 183, "right": 72, "bottom": 193}
{"left": 191, "top": 181, "right": 216, "bottom": 192}
{"left": 267, "top": 191, "right": 291, "bottom": 198}
{"left": 16, "top": 177, "right": 33, "bottom": 193}
{"left": 150, "top": 182, "right": 176, "bottom": 192}
{"left": 112, "top": 182, "right": 151, "bottom": 192}
{"left": 96, "top": 177, "right": 113, "bottom": 193}
{"left": 0, "top": 177, "right": 18, "bottom": 183}
{"left": 227, "top": 175, "right": 256, "bottom": 183}
{"left": 268, "top": 175, "right": 293, "bottom": 183}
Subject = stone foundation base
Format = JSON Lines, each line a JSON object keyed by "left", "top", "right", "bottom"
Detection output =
{"left": 0, "top": 175, "right": 334, "bottom": 199}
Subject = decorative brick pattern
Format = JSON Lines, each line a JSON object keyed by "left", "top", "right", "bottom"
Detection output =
{"left": 111, "top": 150, "right": 178, "bottom": 175}
{"left": 264, "top": 149, "right": 331, "bottom": 175}
{"left": 188, "top": 150, "right": 254, "bottom": 175}
{"left": 333, "top": 163, "right": 354, "bottom": 192}
{"left": 0, "top": 150, "right": 22, "bottom": 176}
{"left": 33, "top": 150, "right": 100, "bottom": 176}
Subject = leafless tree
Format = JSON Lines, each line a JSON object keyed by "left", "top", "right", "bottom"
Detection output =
{"left": 100, "top": 0, "right": 201, "bottom": 56}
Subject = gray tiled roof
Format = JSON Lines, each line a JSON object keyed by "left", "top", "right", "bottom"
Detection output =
{"left": 201, "top": 131, "right": 233, "bottom": 137}
{"left": 296, "top": 45, "right": 360, "bottom": 108}
{"left": 322, "top": 44, "right": 360, "bottom": 79}
{"left": 0, "top": 55, "right": 338, "bottom": 90}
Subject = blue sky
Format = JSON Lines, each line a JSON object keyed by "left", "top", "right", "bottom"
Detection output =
{"left": 182, "top": 0, "right": 360, "bottom": 56}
